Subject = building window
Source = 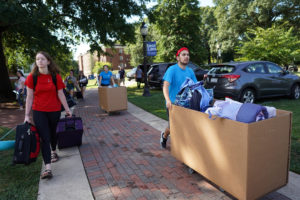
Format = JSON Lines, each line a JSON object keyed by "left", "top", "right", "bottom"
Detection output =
{"left": 120, "top": 56, "right": 123, "bottom": 61}
{"left": 119, "top": 48, "right": 123, "bottom": 54}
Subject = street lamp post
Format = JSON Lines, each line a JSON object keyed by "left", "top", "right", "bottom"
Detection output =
{"left": 216, "top": 43, "right": 221, "bottom": 63}
{"left": 140, "top": 22, "right": 151, "bottom": 97}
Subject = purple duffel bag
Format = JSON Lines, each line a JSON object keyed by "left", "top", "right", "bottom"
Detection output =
{"left": 56, "top": 116, "right": 83, "bottom": 149}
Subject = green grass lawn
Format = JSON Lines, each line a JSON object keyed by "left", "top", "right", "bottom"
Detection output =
{"left": 86, "top": 78, "right": 98, "bottom": 89}
{"left": 127, "top": 85, "right": 300, "bottom": 174}
{"left": 0, "top": 126, "right": 42, "bottom": 200}
{"left": 258, "top": 98, "right": 300, "bottom": 174}
{"left": 127, "top": 87, "right": 167, "bottom": 120}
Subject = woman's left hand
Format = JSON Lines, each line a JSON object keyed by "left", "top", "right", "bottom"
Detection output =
{"left": 66, "top": 109, "right": 72, "bottom": 117}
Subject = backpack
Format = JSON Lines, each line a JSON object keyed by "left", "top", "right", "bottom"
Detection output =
{"left": 33, "top": 74, "right": 57, "bottom": 91}
{"left": 175, "top": 77, "right": 213, "bottom": 112}
{"left": 190, "top": 90, "right": 202, "bottom": 111}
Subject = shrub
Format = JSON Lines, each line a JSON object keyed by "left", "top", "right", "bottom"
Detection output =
{"left": 92, "top": 62, "right": 112, "bottom": 74}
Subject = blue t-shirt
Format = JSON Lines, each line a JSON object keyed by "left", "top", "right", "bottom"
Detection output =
{"left": 163, "top": 64, "right": 197, "bottom": 103}
{"left": 100, "top": 71, "right": 113, "bottom": 85}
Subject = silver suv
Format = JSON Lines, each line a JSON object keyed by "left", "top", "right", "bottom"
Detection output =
{"left": 204, "top": 61, "right": 300, "bottom": 103}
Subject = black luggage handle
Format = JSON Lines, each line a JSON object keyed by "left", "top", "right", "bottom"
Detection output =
{"left": 65, "top": 114, "right": 75, "bottom": 118}
{"left": 64, "top": 115, "right": 76, "bottom": 131}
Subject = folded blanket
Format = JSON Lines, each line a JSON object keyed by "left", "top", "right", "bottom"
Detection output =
{"left": 236, "top": 103, "right": 268, "bottom": 123}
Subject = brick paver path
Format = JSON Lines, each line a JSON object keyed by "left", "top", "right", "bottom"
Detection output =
{"left": 0, "top": 106, "right": 25, "bottom": 129}
{"left": 75, "top": 89, "right": 291, "bottom": 200}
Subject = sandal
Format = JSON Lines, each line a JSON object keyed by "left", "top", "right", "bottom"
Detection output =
{"left": 51, "top": 152, "right": 59, "bottom": 163}
{"left": 41, "top": 169, "right": 52, "bottom": 179}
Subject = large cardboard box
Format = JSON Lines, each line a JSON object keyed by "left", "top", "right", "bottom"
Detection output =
{"left": 170, "top": 105, "right": 292, "bottom": 200}
{"left": 98, "top": 86, "right": 127, "bottom": 112}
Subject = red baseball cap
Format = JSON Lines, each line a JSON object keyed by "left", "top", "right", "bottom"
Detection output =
{"left": 176, "top": 47, "right": 189, "bottom": 57}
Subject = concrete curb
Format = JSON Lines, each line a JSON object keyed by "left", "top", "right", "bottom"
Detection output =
{"left": 277, "top": 171, "right": 300, "bottom": 200}
{"left": 37, "top": 146, "right": 94, "bottom": 200}
{"left": 127, "top": 102, "right": 168, "bottom": 133}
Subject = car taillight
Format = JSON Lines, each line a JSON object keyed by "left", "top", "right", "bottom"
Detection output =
{"left": 204, "top": 74, "right": 208, "bottom": 79}
{"left": 221, "top": 74, "right": 240, "bottom": 83}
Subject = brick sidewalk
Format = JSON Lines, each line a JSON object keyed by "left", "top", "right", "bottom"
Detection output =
{"left": 75, "top": 89, "right": 289, "bottom": 200}
{"left": 0, "top": 107, "right": 25, "bottom": 129}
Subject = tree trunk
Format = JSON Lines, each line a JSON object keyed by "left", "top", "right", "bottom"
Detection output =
{"left": 0, "top": 30, "right": 14, "bottom": 102}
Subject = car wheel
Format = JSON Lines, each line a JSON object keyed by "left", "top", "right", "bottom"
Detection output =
{"left": 160, "top": 81, "right": 164, "bottom": 89}
{"left": 240, "top": 89, "right": 256, "bottom": 103}
{"left": 290, "top": 84, "right": 300, "bottom": 99}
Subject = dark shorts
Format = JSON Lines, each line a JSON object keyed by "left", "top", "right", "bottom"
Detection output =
{"left": 136, "top": 78, "right": 142, "bottom": 82}
{"left": 79, "top": 83, "right": 87, "bottom": 88}
{"left": 66, "top": 85, "right": 74, "bottom": 91}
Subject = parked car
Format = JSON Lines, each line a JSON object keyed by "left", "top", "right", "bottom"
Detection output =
{"left": 288, "top": 65, "right": 298, "bottom": 72}
{"left": 204, "top": 61, "right": 300, "bottom": 103}
{"left": 188, "top": 62, "right": 209, "bottom": 81}
{"left": 147, "top": 62, "right": 209, "bottom": 88}
{"left": 126, "top": 64, "right": 150, "bottom": 81}
{"left": 147, "top": 62, "right": 175, "bottom": 88}
{"left": 126, "top": 67, "right": 137, "bottom": 81}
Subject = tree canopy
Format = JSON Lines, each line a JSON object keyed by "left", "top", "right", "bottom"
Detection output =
{"left": 236, "top": 25, "right": 300, "bottom": 66}
{"left": 0, "top": 0, "right": 148, "bottom": 100}
{"left": 149, "top": 0, "right": 207, "bottom": 64}
{"left": 125, "top": 22, "right": 159, "bottom": 67}
{"left": 213, "top": 0, "right": 300, "bottom": 61}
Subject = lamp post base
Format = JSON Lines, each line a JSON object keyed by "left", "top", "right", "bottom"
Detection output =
{"left": 143, "top": 87, "right": 151, "bottom": 97}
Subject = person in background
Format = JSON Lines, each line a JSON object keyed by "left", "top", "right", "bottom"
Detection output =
{"left": 98, "top": 65, "right": 115, "bottom": 87}
{"left": 118, "top": 66, "right": 125, "bottom": 86}
{"left": 16, "top": 70, "right": 27, "bottom": 110}
{"left": 64, "top": 69, "right": 77, "bottom": 98}
{"left": 78, "top": 71, "right": 88, "bottom": 98}
{"left": 24, "top": 51, "right": 72, "bottom": 179}
{"left": 160, "top": 47, "right": 197, "bottom": 149}
{"left": 135, "top": 66, "right": 143, "bottom": 88}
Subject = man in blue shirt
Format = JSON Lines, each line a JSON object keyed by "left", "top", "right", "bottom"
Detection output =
{"left": 160, "top": 47, "right": 197, "bottom": 148}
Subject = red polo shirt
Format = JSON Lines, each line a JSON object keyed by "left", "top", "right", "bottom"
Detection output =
{"left": 25, "top": 73, "right": 65, "bottom": 112}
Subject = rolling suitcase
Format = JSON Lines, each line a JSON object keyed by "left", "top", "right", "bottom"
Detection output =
{"left": 13, "top": 122, "right": 40, "bottom": 165}
{"left": 56, "top": 115, "right": 83, "bottom": 149}
{"left": 76, "top": 91, "right": 83, "bottom": 99}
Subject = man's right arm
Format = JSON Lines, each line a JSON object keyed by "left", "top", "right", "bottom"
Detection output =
{"left": 163, "top": 81, "right": 172, "bottom": 110}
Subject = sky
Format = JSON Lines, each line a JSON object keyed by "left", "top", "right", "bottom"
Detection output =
{"left": 72, "top": 0, "right": 214, "bottom": 60}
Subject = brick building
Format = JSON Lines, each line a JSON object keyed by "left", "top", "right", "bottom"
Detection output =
{"left": 78, "top": 45, "right": 131, "bottom": 76}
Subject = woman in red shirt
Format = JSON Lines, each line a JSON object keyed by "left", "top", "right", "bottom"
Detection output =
{"left": 24, "top": 51, "right": 72, "bottom": 179}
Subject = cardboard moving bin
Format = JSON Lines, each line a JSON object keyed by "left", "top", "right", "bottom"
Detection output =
{"left": 98, "top": 86, "right": 127, "bottom": 112}
{"left": 170, "top": 105, "right": 292, "bottom": 200}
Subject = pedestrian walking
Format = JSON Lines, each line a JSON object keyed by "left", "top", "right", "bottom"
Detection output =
{"left": 98, "top": 65, "right": 115, "bottom": 87}
{"left": 160, "top": 47, "right": 197, "bottom": 148}
{"left": 64, "top": 69, "right": 77, "bottom": 98}
{"left": 16, "top": 70, "right": 27, "bottom": 110}
{"left": 78, "top": 70, "right": 88, "bottom": 98}
{"left": 135, "top": 66, "right": 143, "bottom": 88}
{"left": 118, "top": 66, "right": 125, "bottom": 86}
{"left": 24, "top": 51, "right": 72, "bottom": 179}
